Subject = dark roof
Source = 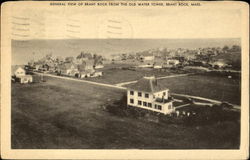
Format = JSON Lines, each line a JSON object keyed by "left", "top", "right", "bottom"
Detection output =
{"left": 127, "top": 76, "right": 168, "bottom": 93}
{"left": 155, "top": 98, "right": 172, "bottom": 104}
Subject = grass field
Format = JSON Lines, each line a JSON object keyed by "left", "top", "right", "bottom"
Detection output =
{"left": 157, "top": 74, "right": 241, "bottom": 105}
{"left": 85, "top": 63, "right": 180, "bottom": 84}
{"left": 12, "top": 76, "right": 240, "bottom": 149}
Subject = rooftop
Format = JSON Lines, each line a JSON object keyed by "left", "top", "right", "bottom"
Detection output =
{"left": 155, "top": 98, "right": 173, "bottom": 104}
{"left": 127, "top": 76, "right": 168, "bottom": 93}
{"left": 11, "top": 65, "right": 25, "bottom": 75}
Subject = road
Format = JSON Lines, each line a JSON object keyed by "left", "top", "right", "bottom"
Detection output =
{"left": 115, "top": 73, "right": 193, "bottom": 87}
{"left": 35, "top": 72, "right": 126, "bottom": 90}
{"left": 35, "top": 72, "right": 240, "bottom": 110}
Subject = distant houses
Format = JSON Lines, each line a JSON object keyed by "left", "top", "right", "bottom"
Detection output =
{"left": 28, "top": 52, "right": 104, "bottom": 79}
{"left": 137, "top": 52, "right": 155, "bottom": 62}
{"left": 57, "top": 63, "right": 79, "bottom": 76}
{"left": 11, "top": 65, "right": 33, "bottom": 84}
{"left": 210, "top": 60, "right": 227, "bottom": 69}
{"left": 166, "top": 59, "right": 180, "bottom": 66}
{"left": 127, "top": 76, "right": 175, "bottom": 115}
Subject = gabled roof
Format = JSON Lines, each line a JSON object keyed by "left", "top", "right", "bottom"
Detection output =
{"left": 11, "top": 65, "right": 25, "bottom": 75}
{"left": 127, "top": 76, "right": 168, "bottom": 93}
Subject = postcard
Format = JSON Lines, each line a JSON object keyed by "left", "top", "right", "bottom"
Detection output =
{"left": 1, "top": 1, "right": 249, "bottom": 159}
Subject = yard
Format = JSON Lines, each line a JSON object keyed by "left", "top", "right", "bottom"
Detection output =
{"left": 84, "top": 63, "right": 180, "bottom": 84}
{"left": 12, "top": 76, "right": 240, "bottom": 149}
{"left": 157, "top": 74, "right": 241, "bottom": 105}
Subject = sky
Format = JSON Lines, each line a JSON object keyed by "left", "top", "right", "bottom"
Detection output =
{"left": 10, "top": 3, "right": 242, "bottom": 40}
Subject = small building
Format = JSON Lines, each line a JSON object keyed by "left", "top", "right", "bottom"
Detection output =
{"left": 91, "top": 71, "right": 103, "bottom": 77}
{"left": 79, "top": 69, "right": 95, "bottom": 78}
{"left": 11, "top": 65, "right": 33, "bottom": 84}
{"left": 94, "top": 64, "right": 104, "bottom": 69}
{"left": 139, "top": 53, "right": 155, "bottom": 61}
{"left": 127, "top": 76, "right": 175, "bottom": 115}
{"left": 58, "top": 63, "right": 79, "bottom": 76}
{"left": 166, "top": 59, "right": 180, "bottom": 66}
{"left": 211, "top": 60, "right": 227, "bottom": 69}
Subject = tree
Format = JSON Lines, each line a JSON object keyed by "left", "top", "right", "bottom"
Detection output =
{"left": 27, "top": 59, "right": 35, "bottom": 66}
{"left": 55, "top": 56, "right": 64, "bottom": 63}
{"left": 45, "top": 53, "right": 53, "bottom": 60}
{"left": 65, "top": 56, "right": 74, "bottom": 63}
{"left": 77, "top": 51, "right": 92, "bottom": 59}
{"left": 222, "top": 46, "right": 229, "bottom": 53}
{"left": 230, "top": 45, "right": 241, "bottom": 52}
{"left": 93, "top": 55, "right": 103, "bottom": 66}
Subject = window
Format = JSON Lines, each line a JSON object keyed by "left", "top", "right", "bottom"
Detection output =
{"left": 154, "top": 104, "right": 157, "bottom": 109}
{"left": 158, "top": 105, "right": 162, "bottom": 110}
{"left": 130, "top": 99, "right": 134, "bottom": 104}
{"left": 168, "top": 104, "right": 172, "bottom": 109}
{"left": 138, "top": 100, "right": 142, "bottom": 105}
{"left": 145, "top": 93, "right": 149, "bottom": 98}
{"left": 148, "top": 103, "right": 152, "bottom": 108}
{"left": 163, "top": 92, "right": 166, "bottom": 96}
{"left": 130, "top": 91, "right": 134, "bottom": 95}
{"left": 143, "top": 102, "right": 147, "bottom": 106}
{"left": 138, "top": 92, "right": 142, "bottom": 97}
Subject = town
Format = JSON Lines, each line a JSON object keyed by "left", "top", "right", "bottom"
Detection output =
{"left": 11, "top": 43, "right": 241, "bottom": 149}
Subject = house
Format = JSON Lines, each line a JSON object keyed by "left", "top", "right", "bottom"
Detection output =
{"left": 11, "top": 65, "right": 33, "bottom": 84}
{"left": 58, "top": 63, "right": 79, "bottom": 76}
{"left": 34, "top": 62, "right": 44, "bottom": 71}
{"left": 111, "top": 54, "right": 122, "bottom": 61}
{"left": 79, "top": 70, "right": 94, "bottom": 78}
{"left": 91, "top": 71, "right": 103, "bottom": 77}
{"left": 84, "top": 59, "right": 95, "bottom": 70}
{"left": 127, "top": 76, "right": 175, "bottom": 115}
{"left": 211, "top": 60, "right": 227, "bottom": 69}
{"left": 94, "top": 64, "right": 104, "bottom": 69}
{"left": 140, "top": 53, "right": 155, "bottom": 61}
{"left": 166, "top": 59, "right": 180, "bottom": 66}
{"left": 77, "top": 60, "right": 96, "bottom": 78}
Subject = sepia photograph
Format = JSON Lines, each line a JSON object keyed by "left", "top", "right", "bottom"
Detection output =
{"left": 1, "top": 1, "right": 249, "bottom": 159}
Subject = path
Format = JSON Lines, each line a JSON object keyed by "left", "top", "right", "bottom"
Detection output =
{"left": 171, "top": 93, "right": 240, "bottom": 110}
{"left": 175, "top": 103, "right": 190, "bottom": 109}
{"left": 115, "top": 73, "right": 192, "bottom": 87}
{"left": 35, "top": 72, "right": 126, "bottom": 90}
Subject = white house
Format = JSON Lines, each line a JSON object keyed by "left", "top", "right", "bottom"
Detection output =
{"left": 211, "top": 60, "right": 227, "bottom": 68}
{"left": 13, "top": 66, "right": 26, "bottom": 77}
{"left": 144, "top": 55, "right": 154, "bottom": 61}
{"left": 127, "top": 76, "right": 175, "bottom": 115}
{"left": 91, "top": 71, "right": 103, "bottom": 77}
{"left": 95, "top": 64, "right": 104, "bottom": 69}
{"left": 11, "top": 66, "right": 33, "bottom": 84}
{"left": 166, "top": 59, "right": 180, "bottom": 66}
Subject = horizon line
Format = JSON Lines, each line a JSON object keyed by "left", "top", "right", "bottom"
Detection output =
{"left": 11, "top": 37, "right": 241, "bottom": 41}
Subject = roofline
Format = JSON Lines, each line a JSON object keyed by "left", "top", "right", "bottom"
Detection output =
{"left": 127, "top": 88, "right": 169, "bottom": 93}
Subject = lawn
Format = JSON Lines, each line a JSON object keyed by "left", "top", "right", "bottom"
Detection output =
{"left": 12, "top": 76, "right": 240, "bottom": 149}
{"left": 84, "top": 63, "right": 179, "bottom": 84}
{"left": 157, "top": 74, "right": 241, "bottom": 105}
